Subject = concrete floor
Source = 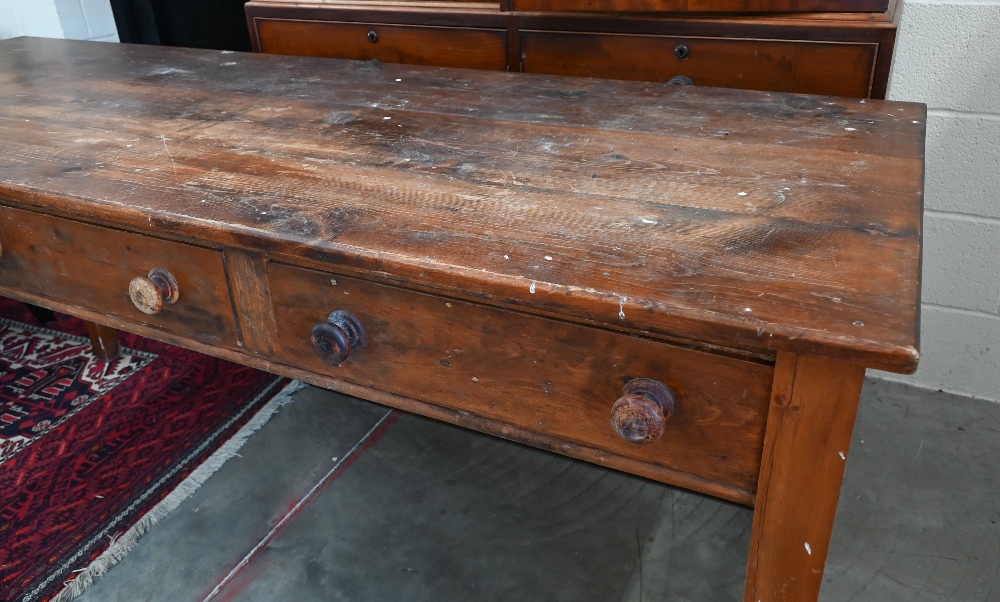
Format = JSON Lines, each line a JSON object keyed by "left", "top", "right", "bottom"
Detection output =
{"left": 75, "top": 378, "right": 1000, "bottom": 602}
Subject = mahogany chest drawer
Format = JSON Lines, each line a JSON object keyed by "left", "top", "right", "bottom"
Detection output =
{"left": 254, "top": 19, "right": 508, "bottom": 71}
{"left": 268, "top": 263, "right": 773, "bottom": 498}
{"left": 520, "top": 30, "right": 877, "bottom": 97}
{"left": 247, "top": 1, "right": 898, "bottom": 98}
{"left": 0, "top": 206, "right": 238, "bottom": 346}
{"left": 509, "top": 0, "right": 889, "bottom": 13}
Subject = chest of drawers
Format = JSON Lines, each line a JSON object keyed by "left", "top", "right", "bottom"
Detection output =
{"left": 0, "top": 37, "right": 923, "bottom": 601}
{"left": 245, "top": 0, "right": 900, "bottom": 98}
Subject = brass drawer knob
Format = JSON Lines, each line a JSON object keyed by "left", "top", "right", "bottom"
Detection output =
{"left": 128, "top": 267, "right": 180, "bottom": 315}
{"left": 311, "top": 310, "right": 367, "bottom": 365}
{"left": 611, "top": 378, "right": 675, "bottom": 444}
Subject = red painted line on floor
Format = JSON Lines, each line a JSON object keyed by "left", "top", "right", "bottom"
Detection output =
{"left": 213, "top": 559, "right": 265, "bottom": 602}
{"left": 203, "top": 409, "right": 399, "bottom": 602}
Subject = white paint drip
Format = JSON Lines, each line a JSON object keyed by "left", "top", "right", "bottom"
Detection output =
{"left": 805, "top": 542, "right": 812, "bottom": 555}
{"left": 503, "top": 255, "right": 509, "bottom": 260}
{"left": 640, "top": 218, "right": 657, "bottom": 224}
{"left": 845, "top": 127, "right": 857, "bottom": 131}
{"left": 839, "top": 451, "right": 846, "bottom": 460}
{"left": 158, "top": 136, "right": 177, "bottom": 175}
{"left": 529, "top": 282, "right": 536, "bottom": 294}
{"left": 544, "top": 256, "right": 553, "bottom": 261}
{"left": 744, "top": 307, "right": 752, "bottom": 312}
{"left": 619, "top": 297, "right": 628, "bottom": 320}
{"left": 148, "top": 66, "right": 191, "bottom": 76}
{"left": 738, "top": 191, "right": 748, "bottom": 197}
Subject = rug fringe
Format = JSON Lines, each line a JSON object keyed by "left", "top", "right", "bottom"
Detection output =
{"left": 50, "top": 380, "right": 308, "bottom": 602}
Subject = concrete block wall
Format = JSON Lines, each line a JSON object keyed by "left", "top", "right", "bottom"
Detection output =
{"left": 0, "top": 0, "right": 118, "bottom": 42}
{"left": 874, "top": 0, "right": 1000, "bottom": 401}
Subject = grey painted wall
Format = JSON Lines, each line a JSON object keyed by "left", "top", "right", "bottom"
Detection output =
{"left": 873, "top": 0, "right": 1000, "bottom": 402}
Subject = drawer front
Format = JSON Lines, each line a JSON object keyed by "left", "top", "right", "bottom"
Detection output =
{"left": 255, "top": 19, "right": 508, "bottom": 71}
{"left": 509, "top": 0, "right": 889, "bottom": 13}
{"left": 521, "top": 31, "right": 877, "bottom": 97}
{"left": 269, "top": 263, "right": 773, "bottom": 495}
{"left": 0, "top": 206, "right": 238, "bottom": 345}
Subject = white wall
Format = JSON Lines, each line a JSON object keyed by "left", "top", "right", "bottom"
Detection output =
{"left": 0, "top": 0, "right": 118, "bottom": 42}
{"left": 874, "top": 0, "right": 1000, "bottom": 401}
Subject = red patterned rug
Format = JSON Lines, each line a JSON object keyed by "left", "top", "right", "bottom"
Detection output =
{"left": 0, "top": 299, "right": 299, "bottom": 602}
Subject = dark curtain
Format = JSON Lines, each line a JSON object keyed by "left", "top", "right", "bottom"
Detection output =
{"left": 109, "top": 0, "right": 251, "bottom": 51}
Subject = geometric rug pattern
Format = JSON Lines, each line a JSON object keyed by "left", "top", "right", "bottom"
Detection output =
{"left": 0, "top": 300, "right": 289, "bottom": 602}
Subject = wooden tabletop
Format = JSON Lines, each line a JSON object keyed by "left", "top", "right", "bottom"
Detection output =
{"left": 0, "top": 37, "right": 924, "bottom": 372}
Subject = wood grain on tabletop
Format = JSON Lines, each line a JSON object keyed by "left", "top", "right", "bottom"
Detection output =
{"left": 0, "top": 37, "right": 924, "bottom": 372}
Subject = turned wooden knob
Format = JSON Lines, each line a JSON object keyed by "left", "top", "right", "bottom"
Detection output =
{"left": 611, "top": 378, "right": 675, "bottom": 444}
{"left": 128, "top": 267, "right": 180, "bottom": 315}
{"left": 311, "top": 310, "right": 367, "bottom": 365}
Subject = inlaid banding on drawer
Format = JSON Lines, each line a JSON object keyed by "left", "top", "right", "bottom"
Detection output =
{"left": 269, "top": 263, "right": 774, "bottom": 495}
{"left": 0, "top": 206, "right": 238, "bottom": 345}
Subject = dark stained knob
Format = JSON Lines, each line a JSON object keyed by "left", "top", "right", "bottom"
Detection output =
{"left": 311, "top": 310, "right": 367, "bottom": 365}
{"left": 367, "top": 30, "right": 379, "bottom": 43}
{"left": 611, "top": 378, "right": 676, "bottom": 444}
{"left": 128, "top": 267, "right": 180, "bottom": 315}
{"left": 674, "top": 44, "right": 690, "bottom": 59}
